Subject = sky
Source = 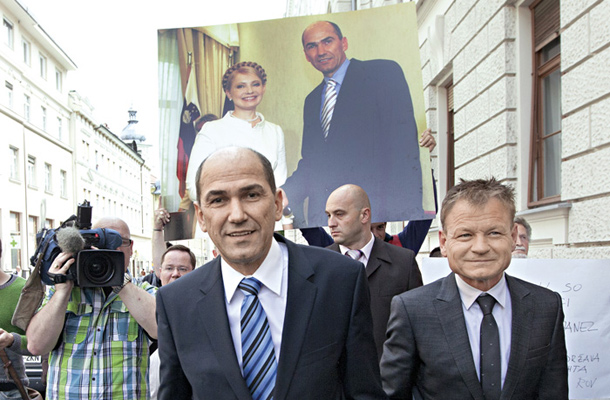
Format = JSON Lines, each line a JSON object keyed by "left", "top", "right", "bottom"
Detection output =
{"left": 18, "top": 0, "right": 287, "bottom": 161}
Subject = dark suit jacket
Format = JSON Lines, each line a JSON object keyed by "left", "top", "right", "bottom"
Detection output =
{"left": 282, "top": 59, "right": 424, "bottom": 228}
{"left": 328, "top": 238, "right": 422, "bottom": 360}
{"left": 156, "top": 234, "right": 387, "bottom": 400}
{"left": 380, "top": 273, "right": 568, "bottom": 400}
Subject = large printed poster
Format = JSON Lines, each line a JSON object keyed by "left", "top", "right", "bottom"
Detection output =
{"left": 158, "top": 4, "right": 435, "bottom": 238}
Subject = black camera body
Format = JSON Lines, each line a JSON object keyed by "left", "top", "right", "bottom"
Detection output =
{"left": 32, "top": 200, "right": 125, "bottom": 287}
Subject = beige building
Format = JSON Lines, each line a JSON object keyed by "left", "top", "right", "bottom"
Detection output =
{"left": 71, "top": 92, "right": 153, "bottom": 274}
{"left": 0, "top": 0, "right": 75, "bottom": 273}
{"left": 286, "top": 0, "right": 610, "bottom": 259}
{"left": 0, "top": 0, "right": 155, "bottom": 275}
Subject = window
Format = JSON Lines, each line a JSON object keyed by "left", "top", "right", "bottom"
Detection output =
{"left": 22, "top": 39, "right": 31, "bottom": 65}
{"left": 27, "top": 155, "right": 36, "bottom": 187}
{"left": 41, "top": 106, "right": 47, "bottom": 130}
{"left": 10, "top": 212, "right": 21, "bottom": 272}
{"left": 28, "top": 216, "right": 38, "bottom": 260}
{"left": 57, "top": 117, "right": 63, "bottom": 140}
{"left": 3, "top": 18, "right": 13, "bottom": 49}
{"left": 45, "top": 218, "right": 54, "bottom": 229}
{"left": 60, "top": 170, "right": 67, "bottom": 197}
{"left": 10, "top": 146, "right": 19, "bottom": 180}
{"left": 44, "top": 162, "right": 52, "bottom": 192}
{"left": 24, "top": 95, "right": 30, "bottom": 121}
{"left": 39, "top": 53, "right": 47, "bottom": 79}
{"left": 6, "top": 81, "right": 12, "bottom": 107}
{"left": 55, "top": 69, "right": 63, "bottom": 92}
{"left": 529, "top": 0, "right": 561, "bottom": 205}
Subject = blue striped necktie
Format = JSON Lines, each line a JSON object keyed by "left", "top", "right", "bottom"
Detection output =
{"left": 321, "top": 79, "right": 337, "bottom": 139}
{"left": 239, "top": 277, "right": 277, "bottom": 400}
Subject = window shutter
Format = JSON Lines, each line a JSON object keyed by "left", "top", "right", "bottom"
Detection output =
{"left": 533, "top": 0, "right": 560, "bottom": 49}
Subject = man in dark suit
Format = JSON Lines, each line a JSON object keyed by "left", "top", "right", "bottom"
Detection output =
{"left": 325, "top": 184, "right": 422, "bottom": 360}
{"left": 380, "top": 178, "right": 568, "bottom": 400}
{"left": 156, "top": 147, "right": 386, "bottom": 400}
{"left": 282, "top": 21, "right": 424, "bottom": 228}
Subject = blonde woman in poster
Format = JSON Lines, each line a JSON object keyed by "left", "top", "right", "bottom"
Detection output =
{"left": 185, "top": 61, "right": 287, "bottom": 203}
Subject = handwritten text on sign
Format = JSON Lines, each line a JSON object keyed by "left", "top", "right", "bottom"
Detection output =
{"left": 421, "top": 258, "right": 610, "bottom": 400}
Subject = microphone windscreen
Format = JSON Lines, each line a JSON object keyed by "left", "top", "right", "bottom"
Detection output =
{"left": 56, "top": 226, "right": 85, "bottom": 254}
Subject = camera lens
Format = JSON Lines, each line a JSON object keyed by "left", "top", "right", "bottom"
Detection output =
{"left": 81, "top": 252, "right": 116, "bottom": 285}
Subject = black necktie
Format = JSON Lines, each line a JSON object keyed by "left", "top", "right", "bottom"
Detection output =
{"left": 476, "top": 294, "right": 501, "bottom": 400}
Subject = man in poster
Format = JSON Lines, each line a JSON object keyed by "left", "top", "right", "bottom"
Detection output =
{"left": 282, "top": 21, "right": 424, "bottom": 228}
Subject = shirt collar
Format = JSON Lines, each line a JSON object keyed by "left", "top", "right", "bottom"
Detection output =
{"left": 338, "top": 232, "right": 374, "bottom": 264}
{"left": 226, "top": 110, "right": 265, "bottom": 126}
{"left": 324, "top": 58, "right": 350, "bottom": 88}
{"left": 222, "top": 237, "right": 283, "bottom": 304}
{"left": 455, "top": 272, "right": 508, "bottom": 311}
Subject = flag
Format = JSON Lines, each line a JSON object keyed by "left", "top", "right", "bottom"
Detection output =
{"left": 176, "top": 65, "right": 201, "bottom": 198}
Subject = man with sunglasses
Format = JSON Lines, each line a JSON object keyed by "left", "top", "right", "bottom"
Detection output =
{"left": 27, "top": 217, "right": 157, "bottom": 400}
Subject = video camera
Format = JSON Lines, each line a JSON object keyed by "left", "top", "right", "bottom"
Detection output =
{"left": 31, "top": 200, "right": 125, "bottom": 287}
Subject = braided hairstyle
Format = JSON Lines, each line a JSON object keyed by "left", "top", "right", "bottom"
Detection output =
{"left": 222, "top": 61, "right": 267, "bottom": 92}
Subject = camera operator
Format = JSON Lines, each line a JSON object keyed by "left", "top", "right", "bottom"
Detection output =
{"left": 26, "top": 217, "right": 157, "bottom": 400}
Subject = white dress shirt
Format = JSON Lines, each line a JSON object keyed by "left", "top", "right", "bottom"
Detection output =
{"left": 221, "top": 238, "right": 289, "bottom": 371}
{"left": 186, "top": 111, "right": 287, "bottom": 202}
{"left": 455, "top": 273, "right": 512, "bottom": 388}
{"left": 339, "top": 233, "right": 375, "bottom": 266}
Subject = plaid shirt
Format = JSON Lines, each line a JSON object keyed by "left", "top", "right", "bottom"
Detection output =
{"left": 41, "top": 279, "right": 157, "bottom": 400}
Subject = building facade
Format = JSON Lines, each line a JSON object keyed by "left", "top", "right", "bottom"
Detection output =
{"left": 1, "top": 0, "right": 155, "bottom": 275}
{"left": 0, "top": 0, "right": 75, "bottom": 274}
{"left": 71, "top": 92, "right": 153, "bottom": 274}
{"left": 286, "top": 0, "right": 610, "bottom": 259}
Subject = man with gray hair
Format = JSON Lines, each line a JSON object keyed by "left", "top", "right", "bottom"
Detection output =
{"left": 512, "top": 217, "right": 532, "bottom": 258}
{"left": 381, "top": 178, "right": 568, "bottom": 399}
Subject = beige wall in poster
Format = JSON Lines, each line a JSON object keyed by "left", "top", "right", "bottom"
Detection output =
{"left": 236, "top": 3, "right": 434, "bottom": 212}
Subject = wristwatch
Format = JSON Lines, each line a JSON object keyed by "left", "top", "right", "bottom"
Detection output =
{"left": 112, "top": 273, "right": 132, "bottom": 294}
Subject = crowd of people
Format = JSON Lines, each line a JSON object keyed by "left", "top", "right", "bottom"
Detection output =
{"left": 0, "top": 19, "right": 563, "bottom": 400}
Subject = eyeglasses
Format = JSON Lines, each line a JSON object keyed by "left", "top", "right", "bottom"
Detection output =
{"left": 120, "top": 237, "right": 133, "bottom": 247}
{"left": 162, "top": 266, "right": 191, "bottom": 274}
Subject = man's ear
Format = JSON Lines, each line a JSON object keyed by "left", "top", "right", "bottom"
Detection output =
{"left": 361, "top": 207, "right": 371, "bottom": 224}
{"left": 342, "top": 36, "right": 348, "bottom": 52}
{"left": 439, "top": 230, "right": 448, "bottom": 257}
{"left": 194, "top": 201, "right": 207, "bottom": 233}
{"left": 510, "top": 222, "right": 518, "bottom": 251}
{"left": 274, "top": 189, "right": 284, "bottom": 222}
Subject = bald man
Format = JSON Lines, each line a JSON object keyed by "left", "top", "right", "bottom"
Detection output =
{"left": 27, "top": 217, "right": 157, "bottom": 400}
{"left": 325, "top": 184, "right": 423, "bottom": 360}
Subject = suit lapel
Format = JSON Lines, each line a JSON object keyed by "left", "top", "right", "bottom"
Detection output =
{"left": 365, "top": 238, "right": 387, "bottom": 278}
{"left": 274, "top": 236, "right": 317, "bottom": 400}
{"left": 197, "top": 258, "right": 251, "bottom": 399}
{"left": 434, "top": 274, "right": 485, "bottom": 400}
{"left": 500, "top": 275, "right": 532, "bottom": 400}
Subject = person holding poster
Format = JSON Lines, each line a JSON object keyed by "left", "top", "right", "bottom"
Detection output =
{"left": 186, "top": 62, "right": 287, "bottom": 204}
{"left": 380, "top": 178, "right": 568, "bottom": 400}
{"left": 281, "top": 21, "right": 424, "bottom": 228}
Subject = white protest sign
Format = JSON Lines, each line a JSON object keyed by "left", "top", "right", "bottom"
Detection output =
{"left": 421, "top": 258, "right": 610, "bottom": 400}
